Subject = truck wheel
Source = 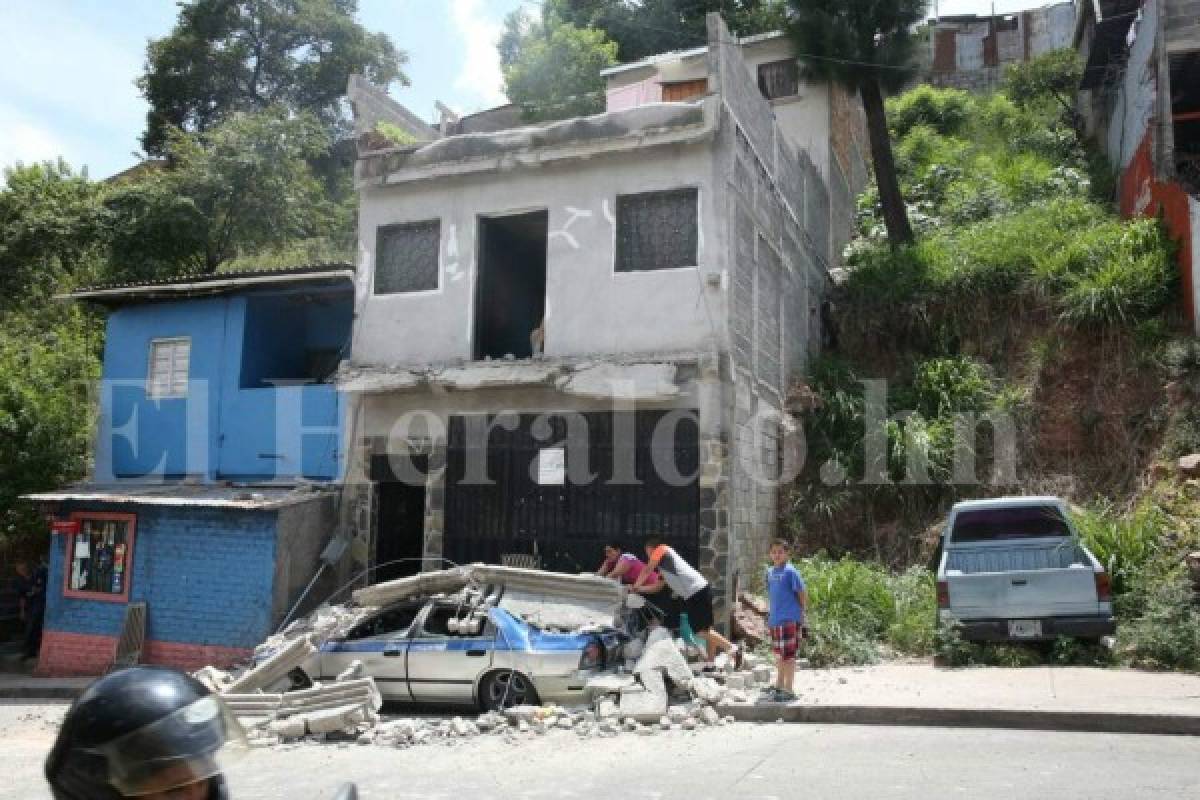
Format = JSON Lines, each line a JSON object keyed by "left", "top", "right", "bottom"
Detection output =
{"left": 481, "top": 669, "right": 539, "bottom": 711}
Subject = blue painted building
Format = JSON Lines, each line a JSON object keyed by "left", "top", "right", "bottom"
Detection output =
{"left": 26, "top": 266, "right": 355, "bottom": 675}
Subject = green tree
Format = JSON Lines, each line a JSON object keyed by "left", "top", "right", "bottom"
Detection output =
{"left": 0, "top": 161, "right": 108, "bottom": 303}
{"left": 786, "top": 0, "right": 926, "bottom": 248}
{"left": 1004, "top": 49, "right": 1084, "bottom": 131}
{"left": 108, "top": 109, "right": 338, "bottom": 277}
{"left": 138, "top": 0, "right": 406, "bottom": 156}
{"left": 0, "top": 305, "right": 100, "bottom": 544}
{"left": 503, "top": 15, "right": 619, "bottom": 122}
{"left": 538, "top": 0, "right": 786, "bottom": 63}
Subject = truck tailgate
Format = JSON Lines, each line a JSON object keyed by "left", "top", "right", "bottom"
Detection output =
{"left": 946, "top": 542, "right": 1100, "bottom": 618}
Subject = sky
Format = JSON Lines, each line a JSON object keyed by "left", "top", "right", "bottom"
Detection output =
{"left": 0, "top": 0, "right": 1056, "bottom": 181}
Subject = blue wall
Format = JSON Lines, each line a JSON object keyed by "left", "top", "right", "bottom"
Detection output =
{"left": 44, "top": 504, "right": 279, "bottom": 649}
{"left": 98, "top": 287, "right": 350, "bottom": 482}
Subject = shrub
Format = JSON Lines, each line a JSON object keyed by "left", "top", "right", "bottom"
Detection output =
{"left": 910, "top": 357, "right": 994, "bottom": 418}
{"left": 888, "top": 85, "right": 973, "bottom": 137}
{"left": 1073, "top": 503, "right": 1164, "bottom": 598}
{"left": 1119, "top": 570, "right": 1200, "bottom": 671}
{"left": 796, "top": 556, "right": 937, "bottom": 666}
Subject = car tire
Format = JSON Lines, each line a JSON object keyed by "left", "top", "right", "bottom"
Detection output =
{"left": 480, "top": 669, "right": 539, "bottom": 711}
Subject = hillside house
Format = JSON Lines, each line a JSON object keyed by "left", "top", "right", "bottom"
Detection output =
{"left": 336, "top": 15, "right": 866, "bottom": 624}
{"left": 918, "top": 1, "right": 1077, "bottom": 91}
{"left": 26, "top": 266, "right": 354, "bottom": 675}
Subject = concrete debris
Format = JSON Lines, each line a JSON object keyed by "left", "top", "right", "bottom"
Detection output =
{"left": 225, "top": 636, "right": 316, "bottom": 694}
{"left": 634, "top": 638, "right": 694, "bottom": 688}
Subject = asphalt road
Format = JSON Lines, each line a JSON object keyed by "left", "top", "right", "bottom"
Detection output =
{"left": 4, "top": 701, "right": 1199, "bottom": 799}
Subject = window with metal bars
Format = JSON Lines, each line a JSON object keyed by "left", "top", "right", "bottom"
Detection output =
{"left": 147, "top": 338, "right": 189, "bottom": 398}
{"left": 614, "top": 188, "right": 698, "bottom": 272}
{"left": 375, "top": 220, "right": 441, "bottom": 294}
{"left": 757, "top": 59, "right": 799, "bottom": 100}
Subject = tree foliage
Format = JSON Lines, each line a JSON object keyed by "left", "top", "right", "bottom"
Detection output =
{"left": 107, "top": 109, "right": 339, "bottom": 277}
{"left": 502, "top": 15, "right": 618, "bottom": 122}
{"left": 785, "top": 0, "right": 927, "bottom": 247}
{"left": 0, "top": 305, "right": 100, "bottom": 543}
{"left": 138, "top": 0, "right": 406, "bottom": 155}
{"left": 0, "top": 161, "right": 108, "bottom": 304}
{"left": 1004, "top": 49, "right": 1085, "bottom": 136}
{"left": 534, "top": 0, "right": 786, "bottom": 63}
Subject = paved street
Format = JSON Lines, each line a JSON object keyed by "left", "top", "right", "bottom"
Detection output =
{"left": 4, "top": 701, "right": 1199, "bottom": 800}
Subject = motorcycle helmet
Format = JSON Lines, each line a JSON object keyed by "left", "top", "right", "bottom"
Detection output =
{"left": 46, "top": 666, "right": 242, "bottom": 799}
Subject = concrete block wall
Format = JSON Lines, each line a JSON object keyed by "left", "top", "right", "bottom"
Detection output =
{"left": 1165, "top": 0, "right": 1199, "bottom": 50}
{"left": 38, "top": 504, "right": 279, "bottom": 676}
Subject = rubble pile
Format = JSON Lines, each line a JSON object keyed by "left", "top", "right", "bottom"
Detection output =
{"left": 185, "top": 565, "right": 782, "bottom": 751}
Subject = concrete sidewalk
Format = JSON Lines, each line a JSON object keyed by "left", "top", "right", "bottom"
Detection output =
{"left": 0, "top": 674, "right": 91, "bottom": 700}
{"left": 720, "top": 664, "right": 1200, "bottom": 735}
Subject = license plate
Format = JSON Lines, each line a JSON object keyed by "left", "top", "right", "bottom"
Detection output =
{"left": 1008, "top": 619, "right": 1042, "bottom": 638}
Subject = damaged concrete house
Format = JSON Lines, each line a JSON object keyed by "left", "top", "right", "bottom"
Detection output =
{"left": 336, "top": 14, "right": 866, "bottom": 624}
{"left": 919, "top": 0, "right": 1076, "bottom": 91}
{"left": 26, "top": 267, "right": 356, "bottom": 675}
{"left": 1075, "top": 0, "right": 1200, "bottom": 331}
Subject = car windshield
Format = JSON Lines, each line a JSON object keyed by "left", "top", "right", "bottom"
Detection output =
{"left": 951, "top": 506, "right": 1070, "bottom": 542}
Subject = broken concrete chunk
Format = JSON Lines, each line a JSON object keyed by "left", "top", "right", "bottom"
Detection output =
{"left": 689, "top": 676, "right": 725, "bottom": 705}
{"left": 304, "top": 704, "right": 367, "bottom": 735}
{"left": 225, "top": 636, "right": 316, "bottom": 694}
{"left": 698, "top": 706, "right": 720, "bottom": 726}
{"left": 634, "top": 638, "right": 694, "bottom": 688}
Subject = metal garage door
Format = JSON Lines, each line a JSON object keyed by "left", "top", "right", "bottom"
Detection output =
{"left": 443, "top": 411, "right": 699, "bottom": 573}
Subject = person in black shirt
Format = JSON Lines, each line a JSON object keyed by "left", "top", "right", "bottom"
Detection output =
{"left": 14, "top": 560, "right": 47, "bottom": 660}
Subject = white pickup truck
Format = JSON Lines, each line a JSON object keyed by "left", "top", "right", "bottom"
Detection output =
{"left": 936, "top": 496, "right": 1115, "bottom": 642}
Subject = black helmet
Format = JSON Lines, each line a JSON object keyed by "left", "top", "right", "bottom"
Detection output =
{"left": 46, "top": 666, "right": 241, "bottom": 799}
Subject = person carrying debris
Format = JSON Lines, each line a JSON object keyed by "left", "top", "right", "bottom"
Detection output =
{"left": 596, "top": 542, "right": 664, "bottom": 590}
{"left": 634, "top": 536, "right": 743, "bottom": 668}
{"left": 764, "top": 539, "right": 808, "bottom": 703}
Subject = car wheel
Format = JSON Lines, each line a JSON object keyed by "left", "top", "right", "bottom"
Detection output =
{"left": 481, "top": 669, "right": 539, "bottom": 711}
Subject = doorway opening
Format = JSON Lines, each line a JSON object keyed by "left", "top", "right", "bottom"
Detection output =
{"left": 371, "top": 453, "right": 428, "bottom": 584}
{"left": 474, "top": 211, "right": 548, "bottom": 361}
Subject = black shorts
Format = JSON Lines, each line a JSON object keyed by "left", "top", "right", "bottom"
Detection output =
{"left": 683, "top": 586, "right": 715, "bottom": 632}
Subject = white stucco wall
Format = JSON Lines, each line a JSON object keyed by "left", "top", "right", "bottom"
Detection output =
{"left": 353, "top": 143, "right": 726, "bottom": 367}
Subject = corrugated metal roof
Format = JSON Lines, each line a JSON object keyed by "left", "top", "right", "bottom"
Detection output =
{"left": 23, "top": 483, "right": 336, "bottom": 511}
{"left": 61, "top": 264, "right": 356, "bottom": 304}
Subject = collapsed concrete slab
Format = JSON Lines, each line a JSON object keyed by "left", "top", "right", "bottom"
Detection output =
{"left": 224, "top": 636, "right": 316, "bottom": 694}
{"left": 351, "top": 563, "right": 626, "bottom": 631}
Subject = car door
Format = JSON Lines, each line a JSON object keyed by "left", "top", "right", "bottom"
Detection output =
{"left": 320, "top": 602, "right": 423, "bottom": 701}
{"left": 405, "top": 602, "right": 494, "bottom": 704}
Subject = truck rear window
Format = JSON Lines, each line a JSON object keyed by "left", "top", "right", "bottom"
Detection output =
{"left": 951, "top": 506, "right": 1070, "bottom": 542}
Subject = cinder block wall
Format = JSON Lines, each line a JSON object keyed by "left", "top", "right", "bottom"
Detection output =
{"left": 38, "top": 504, "right": 279, "bottom": 676}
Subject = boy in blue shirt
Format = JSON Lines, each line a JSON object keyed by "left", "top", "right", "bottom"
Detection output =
{"left": 765, "top": 539, "right": 807, "bottom": 702}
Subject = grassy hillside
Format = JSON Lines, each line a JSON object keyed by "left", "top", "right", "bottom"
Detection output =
{"left": 781, "top": 79, "right": 1200, "bottom": 670}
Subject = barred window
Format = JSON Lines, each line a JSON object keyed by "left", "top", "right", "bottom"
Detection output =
{"left": 615, "top": 189, "right": 698, "bottom": 272}
{"left": 757, "top": 59, "right": 799, "bottom": 100}
{"left": 375, "top": 220, "right": 440, "bottom": 294}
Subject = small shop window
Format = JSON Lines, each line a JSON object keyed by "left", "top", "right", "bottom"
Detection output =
{"left": 757, "top": 59, "right": 799, "bottom": 100}
{"left": 375, "top": 220, "right": 441, "bottom": 294}
{"left": 64, "top": 513, "right": 135, "bottom": 601}
{"left": 614, "top": 188, "right": 698, "bottom": 272}
{"left": 147, "top": 338, "right": 190, "bottom": 398}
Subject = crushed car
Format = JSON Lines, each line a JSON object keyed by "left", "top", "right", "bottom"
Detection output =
{"left": 252, "top": 565, "right": 630, "bottom": 711}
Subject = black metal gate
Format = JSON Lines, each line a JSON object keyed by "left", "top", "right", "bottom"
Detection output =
{"left": 443, "top": 411, "right": 699, "bottom": 572}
